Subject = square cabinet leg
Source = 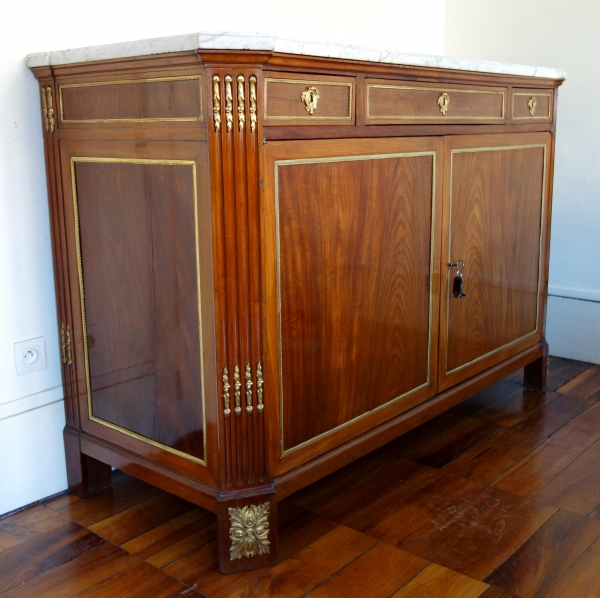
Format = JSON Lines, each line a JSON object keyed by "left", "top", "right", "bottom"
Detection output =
{"left": 63, "top": 427, "right": 112, "bottom": 498}
{"left": 524, "top": 339, "right": 549, "bottom": 393}
{"left": 216, "top": 490, "right": 278, "bottom": 574}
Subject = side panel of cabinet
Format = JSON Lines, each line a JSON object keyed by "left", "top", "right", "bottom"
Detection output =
{"left": 438, "top": 132, "right": 551, "bottom": 390}
{"left": 263, "top": 137, "right": 443, "bottom": 475}
{"left": 57, "top": 139, "right": 218, "bottom": 485}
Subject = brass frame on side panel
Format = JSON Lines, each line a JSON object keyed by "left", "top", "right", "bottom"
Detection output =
{"left": 70, "top": 157, "right": 207, "bottom": 466}
{"left": 445, "top": 144, "right": 547, "bottom": 377}
{"left": 275, "top": 151, "right": 437, "bottom": 456}
{"left": 512, "top": 92, "right": 553, "bottom": 120}
{"left": 264, "top": 79, "right": 353, "bottom": 121}
{"left": 366, "top": 84, "right": 506, "bottom": 121}
{"left": 60, "top": 76, "right": 203, "bottom": 124}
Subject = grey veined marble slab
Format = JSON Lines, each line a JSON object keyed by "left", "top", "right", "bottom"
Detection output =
{"left": 26, "top": 31, "right": 566, "bottom": 80}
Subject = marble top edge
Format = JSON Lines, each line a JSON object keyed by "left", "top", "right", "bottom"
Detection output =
{"left": 26, "top": 32, "right": 566, "bottom": 80}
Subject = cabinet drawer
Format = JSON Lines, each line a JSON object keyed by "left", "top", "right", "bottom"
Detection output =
{"left": 365, "top": 79, "right": 506, "bottom": 124}
{"left": 511, "top": 88, "right": 553, "bottom": 122}
{"left": 264, "top": 73, "right": 355, "bottom": 126}
{"left": 59, "top": 76, "right": 203, "bottom": 124}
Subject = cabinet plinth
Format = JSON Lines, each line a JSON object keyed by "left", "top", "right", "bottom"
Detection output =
{"left": 29, "top": 47, "right": 562, "bottom": 573}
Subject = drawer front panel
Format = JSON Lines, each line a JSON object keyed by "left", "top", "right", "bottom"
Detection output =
{"left": 366, "top": 80, "right": 506, "bottom": 124}
{"left": 59, "top": 76, "right": 203, "bottom": 124}
{"left": 264, "top": 73, "right": 354, "bottom": 125}
{"left": 512, "top": 89, "right": 553, "bottom": 122}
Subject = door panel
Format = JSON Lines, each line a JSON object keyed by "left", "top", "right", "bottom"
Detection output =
{"left": 439, "top": 133, "right": 550, "bottom": 390}
{"left": 59, "top": 140, "right": 217, "bottom": 480}
{"left": 263, "top": 137, "right": 442, "bottom": 474}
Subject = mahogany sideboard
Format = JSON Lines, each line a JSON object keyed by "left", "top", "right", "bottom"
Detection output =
{"left": 27, "top": 34, "right": 564, "bottom": 573}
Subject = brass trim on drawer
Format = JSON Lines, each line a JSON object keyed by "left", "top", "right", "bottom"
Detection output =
{"left": 512, "top": 92, "right": 553, "bottom": 120}
{"left": 264, "top": 78, "right": 353, "bottom": 121}
{"left": 366, "top": 84, "right": 506, "bottom": 121}
{"left": 59, "top": 75, "right": 203, "bottom": 124}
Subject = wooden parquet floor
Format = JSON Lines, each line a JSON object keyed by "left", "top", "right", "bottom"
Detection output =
{"left": 3, "top": 357, "right": 600, "bottom": 597}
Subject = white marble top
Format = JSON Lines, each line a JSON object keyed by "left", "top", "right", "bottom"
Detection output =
{"left": 26, "top": 32, "right": 565, "bottom": 80}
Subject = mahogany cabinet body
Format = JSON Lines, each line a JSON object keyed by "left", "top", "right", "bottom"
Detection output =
{"left": 31, "top": 49, "right": 562, "bottom": 573}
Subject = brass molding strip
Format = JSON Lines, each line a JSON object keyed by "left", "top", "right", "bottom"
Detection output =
{"left": 212, "top": 75, "right": 222, "bottom": 133}
{"left": 366, "top": 84, "right": 506, "bottom": 121}
{"left": 224, "top": 75, "right": 234, "bottom": 132}
{"left": 41, "top": 87, "right": 49, "bottom": 132}
{"left": 237, "top": 75, "right": 246, "bottom": 132}
{"left": 59, "top": 76, "right": 203, "bottom": 124}
{"left": 274, "top": 151, "right": 437, "bottom": 456}
{"left": 249, "top": 76, "right": 258, "bottom": 133}
{"left": 245, "top": 363, "right": 253, "bottom": 413}
{"left": 256, "top": 362, "right": 264, "bottom": 412}
{"left": 70, "top": 157, "right": 207, "bottom": 466}
{"left": 264, "top": 78, "right": 353, "bottom": 121}
{"left": 45, "top": 87, "right": 55, "bottom": 132}
{"left": 512, "top": 92, "right": 553, "bottom": 120}
{"left": 233, "top": 364, "right": 241, "bottom": 414}
{"left": 444, "top": 143, "right": 547, "bottom": 377}
{"left": 223, "top": 366, "right": 231, "bottom": 417}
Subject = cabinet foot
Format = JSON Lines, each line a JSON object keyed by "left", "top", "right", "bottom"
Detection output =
{"left": 63, "top": 427, "right": 112, "bottom": 497}
{"left": 216, "top": 490, "right": 278, "bottom": 574}
{"left": 524, "top": 339, "right": 549, "bottom": 393}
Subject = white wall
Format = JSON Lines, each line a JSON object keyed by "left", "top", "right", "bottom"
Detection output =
{"left": 0, "top": 0, "right": 444, "bottom": 514}
{"left": 445, "top": 0, "right": 600, "bottom": 364}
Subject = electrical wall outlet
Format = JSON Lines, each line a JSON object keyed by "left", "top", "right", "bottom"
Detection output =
{"left": 14, "top": 337, "right": 47, "bottom": 376}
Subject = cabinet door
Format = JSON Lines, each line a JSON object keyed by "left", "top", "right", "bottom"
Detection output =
{"left": 58, "top": 139, "right": 217, "bottom": 482}
{"left": 439, "top": 133, "right": 551, "bottom": 390}
{"left": 263, "top": 137, "right": 442, "bottom": 473}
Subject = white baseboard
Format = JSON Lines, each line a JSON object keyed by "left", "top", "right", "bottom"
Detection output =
{"left": 546, "top": 295, "right": 600, "bottom": 365}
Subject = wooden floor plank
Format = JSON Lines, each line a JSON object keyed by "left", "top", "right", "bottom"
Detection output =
{"left": 68, "top": 560, "right": 185, "bottom": 597}
{"left": 410, "top": 488, "right": 557, "bottom": 580}
{"left": 89, "top": 492, "right": 195, "bottom": 545}
{"left": 0, "top": 543, "right": 137, "bottom": 598}
{"left": 492, "top": 440, "right": 586, "bottom": 497}
{"left": 52, "top": 474, "right": 162, "bottom": 527}
{"left": 362, "top": 471, "right": 486, "bottom": 549}
{"left": 121, "top": 507, "right": 216, "bottom": 568}
{"left": 548, "top": 401, "right": 600, "bottom": 449}
{"left": 556, "top": 365, "right": 600, "bottom": 398}
{"left": 450, "top": 380, "right": 531, "bottom": 425}
{"left": 200, "top": 526, "right": 376, "bottom": 598}
{"left": 0, "top": 505, "right": 69, "bottom": 554}
{"left": 535, "top": 446, "right": 600, "bottom": 515}
{"left": 483, "top": 509, "right": 600, "bottom": 598}
{"left": 315, "top": 459, "right": 440, "bottom": 530}
{"left": 545, "top": 535, "right": 600, "bottom": 598}
{"left": 406, "top": 416, "right": 499, "bottom": 469}
{"left": 0, "top": 521, "right": 105, "bottom": 593}
{"left": 383, "top": 411, "right": 469, "bottom": 459}
{"left": 306, "top": 542, "right": 428, "bottom": 598}
{"left": 391, "top": 563, "right": 489, "bottom": 598}
{"left": 443, "top": 392, "right": 591, "bottom": 485}
{"left": 291, "top": 448, "right": 397, "bottom": 511}
{"left": 162, "top": 510, "right": 338, "bottom": 596}
{"left": 546, "top": 358, "right": 591, "bottom": 392}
